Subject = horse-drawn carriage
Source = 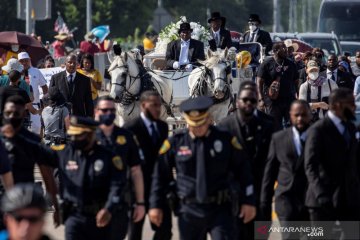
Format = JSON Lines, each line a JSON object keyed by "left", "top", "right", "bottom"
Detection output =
{"left": 107, "top": 42, "right": 264, "bottom": 128}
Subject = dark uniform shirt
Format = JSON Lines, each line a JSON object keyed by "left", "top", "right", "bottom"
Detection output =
{"left": 149, "top": 126, "right": 254, "bottom": 217}
{"left": 1, "top": 128, "right": 56, "bottom": 183}
{"left": 0, "top": 141, "right": 10, "bottom": 175}
{"left": 257, "top": 57, "right": 299, "bottom": 100}
{"left": 96, "top": 126, "right": 141, "bottom": 170}
{"left": 55, "top": 143, "right": 125, "bottom": 214}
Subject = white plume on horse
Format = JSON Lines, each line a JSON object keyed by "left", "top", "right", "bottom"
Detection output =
{"left": 188, "top": 48, "right": 233, "bottom": 123}
{"left": 108, "top": 50, "right": 173, "bottom": 126}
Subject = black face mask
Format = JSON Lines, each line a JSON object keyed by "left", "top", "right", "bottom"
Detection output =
{"left": 99, "top": 113, "right": 116, "bottom": 126}
{"left": 2, "top": 117, "right": 23, "bottom": 129}
{"left": 344, "top": 107, "right": 356, "bottom": 121}
{"left": 72, "top": 139, "right": 89, "bottom": 150}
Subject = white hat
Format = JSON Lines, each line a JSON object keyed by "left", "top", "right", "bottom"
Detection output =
{"left": 18, "top": 52, "right": 30, "bottom": 60}
{"left": 1, "top": 58, "right": 24, "bottom": 73}
{"left": 284, "top": 39, "right": 299, "bottom": 52}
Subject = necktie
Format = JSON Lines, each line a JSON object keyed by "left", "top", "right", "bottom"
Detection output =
{"left": 196, "top": 138, "right": 207, "bottom": 203}
{"left": 331, "top": 72, "right": 336, "bottom": 81}
{"left": 215, "top": 33, "right": 220, "bottom": 47}
{"left": 179, "top": 41, "right": 188, "bottom": 65}
{"left": 249, "top": 32, "right": 255, "bottom": 42}
{"left": 341, "top": 121, "right": 351, "bottom": 147}
{"left": 150, "top": 123, "right": 159, "bottom": 145}
{"left": 68, "top": 74, "right": 74, "bottom": 94}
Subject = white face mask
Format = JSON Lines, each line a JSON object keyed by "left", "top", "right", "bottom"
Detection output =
{"left": 308, "top": 72, "right": 319, "bottom": 80}
{"left": 11, "top": 44, "right": 19, "bottom": 52}
{"left": 249, "top": 25, "right": 257, "bottom": 32}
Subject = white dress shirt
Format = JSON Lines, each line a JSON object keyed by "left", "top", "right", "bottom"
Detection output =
{"left": 140, "top": 112, "right": 158, "bottom": 136}
{"left": 179, "top": 39, "right": 190, "bottom": 66}
{"left": 292, "top": 127, "right": 307, "bottom": 156}
{"left": 326, "top": 69, "right": 338, "bottom": 82}
{"left": 327, "top": 110, "right": 345, "bottom": 135}
{"left": 66, "top": 71, "right": 76, "bottom": 83}
{"left": 248, "top": 29, "right": 259, "bottom": 43}
{"left": 28, "top": 67, "right": 47, "bottom": 103}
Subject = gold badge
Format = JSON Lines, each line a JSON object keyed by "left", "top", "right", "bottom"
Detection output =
{"left": 189, "top": 110, "right": 200, "bottom": 117}
{"left": 159, "top": 139, "right": 171, "bottom": 155}
{"left": 50, "top": 144, "right": 66, "bottom": 151}
{"left": 231, "top": 137, "right": 243, "bottom": 150}
{"left": 112, "top": 156, "right": 123, "bottom": 170}
{"left": 116, "top": 136, "right": 127, "bottom": 145}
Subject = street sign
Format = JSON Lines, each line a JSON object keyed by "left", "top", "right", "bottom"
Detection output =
{"left": 17, "top": 0, "right": 51, "bottom": 20}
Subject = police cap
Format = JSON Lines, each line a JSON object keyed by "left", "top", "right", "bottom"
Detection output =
{"left": 67, "top": 116, "right": 99, "bottom": 135}
{"left": 1, "top": 183, "right": 47, "bottom": 213}
{"left": 180, "top": 96, "right": 213, "bottom": 127}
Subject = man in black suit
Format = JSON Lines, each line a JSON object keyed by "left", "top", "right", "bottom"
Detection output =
{"left": 326, "top": 54, "right": 354, "bottom": 90}
{"left": 123, "top": 90, "right": 172, "bottom": 240}
{"left": 305, "top": 88, "right": 360, "bottom": 237}
{"left": 165, "top": 22, "right": 205, "bottom": 71}
{"left": 207, "top": 12, "right": 232, "bottom": 51}
{"left": 241, "top": 14, "right": 273, "bottom": 55}
{"left": 261, "top": 100, "right": 312, "bottom": 239}
{"left": 49, "top": 54, "right": 93, "bottom": 117}
{"left": 218, "top": 81, "right": 274, "bottom": 240}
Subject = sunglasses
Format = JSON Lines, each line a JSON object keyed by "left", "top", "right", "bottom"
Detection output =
{"left": 240, "top": 97, "right": 257, "bottom": 104}
{"left": 98, "top": 108, "right": 116, "bottom": 113}
{"left": 11, "top": 213, "right": 43, "bottom": 223}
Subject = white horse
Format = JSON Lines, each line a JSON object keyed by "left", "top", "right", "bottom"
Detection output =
{"left": 108, "top": 50, "right": 173, "bottom": 125}
{"left": 188, "top": 49, "right": 233, "bottom": 123}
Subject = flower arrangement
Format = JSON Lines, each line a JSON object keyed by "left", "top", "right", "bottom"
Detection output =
{"left": 154, "top": 16, "right": 211, "bottom": 54}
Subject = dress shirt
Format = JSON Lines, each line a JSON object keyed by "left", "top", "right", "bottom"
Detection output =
{"left": 179, "top": 39, "right": 190, "bottom": 66}
{"left": 292, "top": 127, "right": 307, "bottom": 156}
{"left": 140, "top": 112, "right": 158, "bottom": 136}
{"left": 326, "top": 69, "right": 337, "bottom": 82}
{"left": 66, "top": 71, "right": 76, "bottom": 83}
{"left": 327, "top": 110, "right": 344, "bottom": 135}
{"left": 248, "top": 29, "right": 259, "bottom": 43}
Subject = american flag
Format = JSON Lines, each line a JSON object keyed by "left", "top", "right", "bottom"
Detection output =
{"left": 54, "top": 12, "right": 69, "bottom": 33}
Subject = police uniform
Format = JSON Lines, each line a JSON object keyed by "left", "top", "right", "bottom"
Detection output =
{"left": 96, "top": 126, "right": 142, "bottom": 240}
{"left": 149, "top": 97, "right": 255, "bottom": 240}
{"left": 54, "top": 117, "right": 126, "bottom": 240}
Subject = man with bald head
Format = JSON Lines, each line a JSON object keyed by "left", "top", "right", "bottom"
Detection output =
{"left": 49, "top": 54, "right": 93, "bottom": 117}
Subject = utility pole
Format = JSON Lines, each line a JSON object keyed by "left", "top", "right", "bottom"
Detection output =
{"left": 307, "top": 0, "right": 312, "bottom": 31}
{"left": 26, "top": 0, "right": 33, "bottom": 34}
{"left": 294, "top": 0, "right": 298, "bottom": 32}
{"left": 86, "top": 0, "right": 92, "bottom": 32}
{"left": 301, "top": 0, "right": 306, "bottom": 32}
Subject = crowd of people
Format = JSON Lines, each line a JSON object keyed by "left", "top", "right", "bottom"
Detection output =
{"left": 0, "top": 10, "right": 360, "bottom": 240}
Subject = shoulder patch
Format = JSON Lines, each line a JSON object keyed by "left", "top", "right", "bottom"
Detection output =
{"left": 159, "top": 139, "right": 171, "bottom": 155}
{"left": 231, "top": 137, "right": 243, "bottom": 150}
{"left": 50, "top": 144, "right": 66, "bottom": 151}
{"left": 112, "top": 155, "right": 124, "bottom": 170}
{"left": 116, "top": 135, "right": 127, "bottom": 145}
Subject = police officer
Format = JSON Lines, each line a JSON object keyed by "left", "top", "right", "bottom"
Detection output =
{"left": 95, "top": 95, "right": 145, "bottom": 240}
{"left": 54, "top": 116, "right": 125, "bottom": 240}
{"left": 148, "top": 96, "right": 256, "bottom": 240}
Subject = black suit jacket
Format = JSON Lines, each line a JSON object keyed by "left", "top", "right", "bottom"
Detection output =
{"left": 123, "top": 116, "right": 168, "bottom": 200}
{"left": 304, "top": 116, "right": 360, "bottom": 218}
{"left": 242, "top": 29, "right": 273, "bottom": 55}
{"left": 208, "top": 28, "right": 232, "bottom": 51}
{"left": 261, "top": 128, "right": 308, "bottom": 220}
{"left": 336, "top": 69, "right": 354, "bottom": 90}
{"left": 49, "top": 71, "right": 93, "bottom": 117}
{"left": 218, "top": 110, "right": 274, "bottom": 206}
{"left": 165, "top": 39, "right": 205, "bottom": 69}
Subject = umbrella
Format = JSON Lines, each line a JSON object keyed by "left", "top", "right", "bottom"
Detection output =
{"left": 91, "top": 25, "right": 110, "bottom": 44}
{"left": 0, "top": 31, "right": 49, "bottom": 66}
{"left": 289, "top": 39, "right": 313, "bottom": 53}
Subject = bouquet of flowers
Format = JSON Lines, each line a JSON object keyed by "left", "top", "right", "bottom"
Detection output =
{"left": 154, "top": 16, "right": 211, "bottom": 54}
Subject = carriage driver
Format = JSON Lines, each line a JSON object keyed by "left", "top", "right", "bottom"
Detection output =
{"left": 165, "top": 22, "right": 205, "bottom": 71}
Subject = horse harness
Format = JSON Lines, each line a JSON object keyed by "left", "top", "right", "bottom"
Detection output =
{"left": 112, "top": 58, "right": 174, "bottom": 117}
{"left": 191, "top": 66, "right": 231, "bottom": 105}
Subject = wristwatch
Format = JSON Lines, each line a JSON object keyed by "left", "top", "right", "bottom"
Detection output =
{"left": 136, "top": 202, "right": 145, "bottom": 206}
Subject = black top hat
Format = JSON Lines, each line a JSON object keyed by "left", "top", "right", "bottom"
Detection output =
{"left": 208, "top": 12, "right": 226, "bottom": 23}
{"left": 248, "top": 14, "right": 261, "bottom": 24}
{"left": 178, "top": 22, "right": 193, "bottom": 34}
